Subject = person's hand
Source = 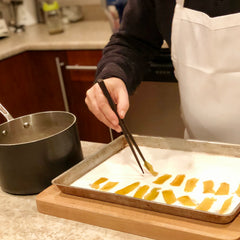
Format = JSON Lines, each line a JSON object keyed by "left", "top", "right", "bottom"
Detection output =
{"left": 85, "top": 77, "right": 129, "bottom": 132}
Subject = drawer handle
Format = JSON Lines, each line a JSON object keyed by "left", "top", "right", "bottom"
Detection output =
{"left": 55, "top": 57, "right": 70, "bottom": 112}
{"left": 66, "top": 65, "right": 97, "bottom": 70}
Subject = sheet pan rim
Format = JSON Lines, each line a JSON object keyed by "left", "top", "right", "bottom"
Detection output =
{"left": 52, "top": 135, "right": 240, "bottom": 224}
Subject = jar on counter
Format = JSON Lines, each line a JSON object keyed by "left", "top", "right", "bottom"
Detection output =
{"left": 42, "top": 1, "right": 64, "bottom": 34}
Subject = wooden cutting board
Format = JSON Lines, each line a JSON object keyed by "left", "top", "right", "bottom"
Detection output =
{"left": 36, "top": 185, "right": 240, "bottom": 240}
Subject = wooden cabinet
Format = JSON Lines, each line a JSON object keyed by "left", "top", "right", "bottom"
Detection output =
{"left": 27, "top": 51, "right": 67, "bottom": 112}
{"left": 63, "top": 50, "right": 115, "bottom": 143}
{"left": 0, "top": 51, "right": 66, "bottom": 124}
{"left": 0, "top": 49, "right": 117, "bottom": 143}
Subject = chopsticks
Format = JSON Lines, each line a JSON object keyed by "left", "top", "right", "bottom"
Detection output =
{"left": 97, "top": 79, "right": 146, "bottom": 174}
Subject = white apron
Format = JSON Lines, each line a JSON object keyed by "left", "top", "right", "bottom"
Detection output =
{"left": 171, "top": 0, "right": 240, "bottom": 144}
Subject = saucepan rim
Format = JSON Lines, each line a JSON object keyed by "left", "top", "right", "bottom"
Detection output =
{"left": 0, "top": 110, "right": 77, "bottom": 146}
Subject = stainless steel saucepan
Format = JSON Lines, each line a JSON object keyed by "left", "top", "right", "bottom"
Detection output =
{"left": 0, "top": 103, "right": 83, "bottom": 195}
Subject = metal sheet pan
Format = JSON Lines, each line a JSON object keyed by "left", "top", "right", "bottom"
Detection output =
{"left": 52, "top": 135, "right": 240, "bottom": 224}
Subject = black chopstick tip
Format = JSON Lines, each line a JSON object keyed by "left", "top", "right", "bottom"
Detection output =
{"left": 97, "top": 79, "right": 146, "bottom": 175}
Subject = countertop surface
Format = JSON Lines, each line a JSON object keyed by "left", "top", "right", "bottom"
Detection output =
{"left": 0, "top": 20, "right": 168, "bottom": 62}
{"left": 0, "top": 141, "right": 152, "bottom": 240}
{"left": 0, "top": 21, "right": 152, "bottom": 240}
{"left": 0, "top": 20, "right": 112, "bottom": 61}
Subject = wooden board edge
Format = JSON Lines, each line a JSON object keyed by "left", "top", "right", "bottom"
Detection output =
{"left": 36, "top": 186, "right": 240, "bottom": 240}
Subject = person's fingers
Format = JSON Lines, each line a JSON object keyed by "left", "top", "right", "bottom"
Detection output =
{"left": 94, "top": 87, "right": 122, "bottom": 132}
{"left": 115, "top": 85, "right": 129, "bottom": 119}
{"left": 103, "top": 77, "right": 129, "bottom": 119}
{"left": 85, "top": 83, "right": 121, "bottom": 132}
{"left": 85, "top": 77, "right": 130, "bottom": 132}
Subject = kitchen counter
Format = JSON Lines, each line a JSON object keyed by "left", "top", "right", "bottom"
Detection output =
{"left": 0, "top": 21, "right": 151, "bottom": 240}
{"left": 0, "top": 20, "right": 112, "bottom": 61}
{"left": 0, "top": 20, "right": 169, "bottom": 62}
{"left": 0, "top": 141, "right": 152, "bottom": 240}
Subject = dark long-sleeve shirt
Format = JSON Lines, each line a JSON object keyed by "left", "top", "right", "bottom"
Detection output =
{"left": 95, "top": 0, "right": 240, "bottom": 94}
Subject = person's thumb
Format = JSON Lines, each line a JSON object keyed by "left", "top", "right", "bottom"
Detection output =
{"left": 117, "top": 87, "right": 129, "bottom": 119}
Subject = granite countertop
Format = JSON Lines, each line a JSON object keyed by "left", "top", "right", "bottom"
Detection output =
{"left": 0, "top": 21, "right": 152, "bottom": 240}
{"left": 0, "top": 141, "right": 152, "bottom": 240}
{"left": 0, "top": 20, "right": 112, "bottom": 61}
{"left": 0, "top": 20, "right": 168, "bottom": 62}
{"left": 0, "top": 19, "right": 162, "bottom": 240}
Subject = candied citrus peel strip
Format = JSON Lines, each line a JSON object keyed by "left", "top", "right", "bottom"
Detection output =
{"left": 215, "top": 182, "right": 229, "bottom": 195}
{"left": 153, "top": 174, "right": 172, "bottom": 184}
{"left": 144, "top": 161, "right": 158, "bottom": 177}
{"left": 219, "top": 196, "right": 233, "bottom": 214}
{"left": 162, "top": 189, "right": 177, "bottom": 204}
{"left": 236, "top": 184, "right": 240, "bottom": 197}
{"left": 178, "top": 196, "right": 197, "bottom": 207}
{"left": 196, "top": 197, "right": 216, "bottom": 211}
{"left": 203, "top": 180, "right": 215, "bottom": 194}
{"left": 90, "top": 177, "right": 108, "bottom": 189}
{"left": 144, "top": 188, "right": 161, "bottom": 201}
{"left": 100, "top": 181, "right": 119, "bottom": 191}
{"left": 134, "top": 185, "right": 150, "bottom": 199}
{"left": 170, "top": 174, "right": 185, "bottom": 186}
{"left": 115, "top": 182, "right": 140, "bottom": 195}
{"left": 184, "top": 178, "right": 199, "bottom": 192}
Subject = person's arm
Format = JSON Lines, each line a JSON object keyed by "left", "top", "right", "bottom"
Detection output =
{"left": 96, "top": 0, "right": 164, "bottom": 94}
{"left": 85, "top": 0, "right": 164, "bottom": 132}
{"left": 85, "top": 77, "right": 128, "bottom": 132}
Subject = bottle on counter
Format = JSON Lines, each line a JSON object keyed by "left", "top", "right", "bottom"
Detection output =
{"left": 42, "top": 1, "right": 64, "bottom": 34}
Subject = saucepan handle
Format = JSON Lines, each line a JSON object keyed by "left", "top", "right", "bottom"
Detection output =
{"left": 0, "top": 103, "right": 14, "bottom": 122}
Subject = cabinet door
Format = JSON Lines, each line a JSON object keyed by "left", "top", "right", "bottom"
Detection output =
{"left": 0, "top": 52, "right": 30, "bottom": 123}
{"left": 64, "top": 50, "right": 116, "bottom": 143}
{"left": 0, "top": 51, "right": 66, "bottom": 124}
{"left": 27, "top": 51, "right": 67, "bottom": 112}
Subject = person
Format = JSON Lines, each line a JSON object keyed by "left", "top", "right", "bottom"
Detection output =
{"left": 85, "top": 0, "right": 240, "bottom": 144}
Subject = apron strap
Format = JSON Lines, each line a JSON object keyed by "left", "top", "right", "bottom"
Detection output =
{"left": 176, "top": 0, "right": 184, "bottom": 7}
